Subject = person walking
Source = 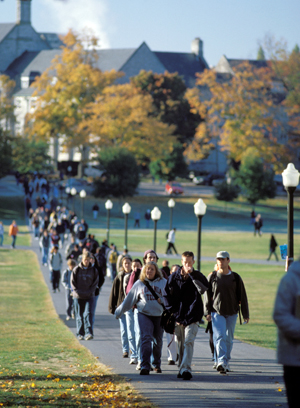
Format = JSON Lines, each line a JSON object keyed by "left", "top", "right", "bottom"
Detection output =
{"left": 40, "top": 230, "right": 51, "bottom": 266}
{"left": 166, "top": 228, "right": 178, "bottom": 255}
{"left": 108, "top": 244, "right": 118, "bottom": 281}
{"left": 134, "top": 211, "right": 140, "bottom": 228}
{"left": 92, "top": 203, "right": 99, "bottom": 220}
{"left": 144, "top": 210, "right": 151, "bottom": 228}
{"left": 8, "top": 220, "right": 18, "bottom": 249}
{"left": 71, "top": 251, "right": 99, "bottom": 340}
{"left": 0, "top": 221, "right": 4, "bottom": 246}
{"left": 108, "top": 255, "right": 132, "bottom": 358}
{"left": 117, "top": 249, "right": 129, "bottom": 274}
{"left": 254, "top": 214, "right": 263, "bottom": 236}
{"left": 163, "top": 251, "right": 209, "bottom": 380}
{"left": 62, "top": 259, "right": 76, "bottom": 320}
{"left": 165, "top": 264, "right": 180, "bottom": 366}
{"left": 49, "top": 246, "right": 63, "bottom": 293}
{"left": 267, "top": 234, "right": 279, "bottom": 261}
{"left": 115, "top": 261, "right": 166, "bottom": 375}
{"left": 204, "top": 251, "right": 249, "bottom": 374}
{"left": 273, "top": 259, "right": 300, "bottom": 408}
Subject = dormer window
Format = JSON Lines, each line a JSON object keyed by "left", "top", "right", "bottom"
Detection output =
{"left": 21, "top": 76, "right": 29, "bottom": 89}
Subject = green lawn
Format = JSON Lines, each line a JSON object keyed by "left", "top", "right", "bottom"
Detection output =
{"left": 0, "top": 249, "right": 153, "bottom": 408}
{"left": 0, "top": 196, "right": 30, "bottom": 247}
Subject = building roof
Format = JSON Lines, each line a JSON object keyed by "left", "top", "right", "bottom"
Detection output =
{"left": 5, "top": 51, "right": 40, "bottom": 80}
{"left": 96, "top": 48, "right": 137, "bottom": 72}
{"left": 20, "top": 49, "right": 62, "bottom": 77}
{"left": 155, "top": 51, "right": 208, "bottom": 87}
{"left": 0, "top": 23, "right": 15, "bottom": 43}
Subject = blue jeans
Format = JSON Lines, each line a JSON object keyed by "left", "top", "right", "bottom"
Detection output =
{"left": 125, "top": 309, "right": 138, "bottom": 359}
{"left": 42, "top": 247, "right": 49, "bottom": 264}
{"left": 34, "top": 227, "right": 39, "bottom": 238}
{"left": 65, "top": 288, "right": 74, "bottom": 318}
{"left": 212, "top": 312, "right": 237, "bottom": 366}
{"left": 0, "top": 234, "right": 3, "bottom": 246}
{"left": 11, "top": 235, "right": 17, "bottom": 248}
{"left": 73, "top": 298, "right": 93, "bottom": 337}
{"left": 90, "top": 295, "right": 99, "bottom": 328}
{"left": 134, "top": 309, "right": 141, "bottom": 363}
{"left": 138, "top": 313, "right": 164, "bottom": 371}
{"left": 119, "top": 314, "right": 129, "bottom": 354}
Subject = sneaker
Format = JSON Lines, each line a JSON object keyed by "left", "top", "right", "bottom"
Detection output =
{"left": 140, "top": 369, "right": 150, "bottom": 375}
{"left": 226, "top": 364, "right": 231, "bottom": 372}
{"left": 177, "top": 372, "right": 182, "bottom": 378}
{"left": 77, "top": 335, "right": 84, "bottom": 340}
{"left": 85, "top": 334, "right": 93, "bottom": 340}
{"left": 129, "top": 358, "right": 138, "bottom": 365}
{"left": 154, "top": 367, "right": 162, "bottom": 373}
{"left": 136, "top": 362, "right": 141, "bottom": 371}
{"left": 66, "top": 316, "right": 71, "bottom": 321}
{"left": 182, "top": 371, "right": 193, "bottom": 380}
{"left": 71, "top": 313, "right": 75, "bottom": 319}
{"left": 123, "top": 352, "right": 129, "bottom": 358}
{"left": 150, "top": 365, "right": 154, "bottom": 371}
{"left": 168, "top": 360, "right": 176, "bottom": 365}
{"left": 217, "top": 364, "right": 226, "bottom": 374}
{"left": 213, "top": 362, "right": 217, "bottom": 369}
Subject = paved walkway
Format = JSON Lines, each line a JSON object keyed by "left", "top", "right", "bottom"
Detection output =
{"left": 1, "top": 235, "right": 288, "bottom": 408}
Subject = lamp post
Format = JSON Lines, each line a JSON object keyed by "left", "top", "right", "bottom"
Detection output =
{"left": 71, "top": 187, "right": 77, "bottom": 213}
{"left": 282, "top": 163, "right": 300, "bottom": 267}
{"left": 122, "top": 203, "right": 131, "bottom": 250}
{"left": 105, "top": 199, "right": 113, "bottom": 244}
{"left": 168, "top": 198, "right": 175, "bottom": 231}
{"left": 194, "top": 198, "right": 207, "bottom": 271}
{"left": 151, "top": 206, "right": 161, "bottom": 253}
{"left": 65, "top": 187, "right": 70, "bottom": 208}
{"left": 79, "top": 190, "right": 86, "bottom": 218}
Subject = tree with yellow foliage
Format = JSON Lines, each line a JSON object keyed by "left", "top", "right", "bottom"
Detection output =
{"left": 188, "top": 62, "right": 291, "bottom": 171}
{"left": 27, "top": 30, "right": 120, "bottom": 168}
{"left": 81, "top": 82, "right": 175, "bottom": 165}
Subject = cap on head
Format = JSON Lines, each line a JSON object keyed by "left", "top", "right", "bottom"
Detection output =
{"left": 216, "top": 251, "right": 230, "bottom": 259}
{"left": 143, "top": 249, "right": 158, "bottom": 259}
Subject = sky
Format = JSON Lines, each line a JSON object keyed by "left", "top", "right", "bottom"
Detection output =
{"left": 0, "top": 0, "right": 300, "bottom": 67}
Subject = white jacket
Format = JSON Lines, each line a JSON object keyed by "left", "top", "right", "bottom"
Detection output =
{"left": 115, "top": 277, "right": 167, "bottom": 318}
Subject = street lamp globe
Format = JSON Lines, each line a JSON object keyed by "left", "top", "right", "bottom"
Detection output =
{"left": 168, "top": 198, "right": 176, "bottom": 208}
{"left": 151, "top": 206, "right": 161, "bottom": 221}
{"left": 194, "top": 199, "right": 207, "bottom": 216}
{"left": 105, "top": 199, "right": 113, "bottom": 210}
{"left": 282, "top": 163, "right": 300, "bottom": 188}
{"left": 79, "top": 190, "right": 86, "bottom": 198}
{"left": 65, "top": 187, "right": 70, "bottom": 195}
{"left": 122, "top": 203, "right": 131, "bottom": 214}
{"left": 71, "top": 187, "right": 77, "bottom": 196}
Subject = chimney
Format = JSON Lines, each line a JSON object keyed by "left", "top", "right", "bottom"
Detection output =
{"left": 191, "top": 37, "right": 203, "bottom": 59}
{"left": 17, "top": 0, "right": 32, "bottom": 25}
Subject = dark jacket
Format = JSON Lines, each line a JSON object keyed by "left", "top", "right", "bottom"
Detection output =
{"left": 163, "top": 268, "right": 209, "bottom": 326}
{"left": 71, "top": 262, "right": 99, "bottom": 299}
{"left": 108, "top": 270, "right": 131, "bottom": 314}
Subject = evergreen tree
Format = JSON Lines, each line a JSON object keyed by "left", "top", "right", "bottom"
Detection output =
{"left": 257, "top": 46, "right": 266, "bottom": 60}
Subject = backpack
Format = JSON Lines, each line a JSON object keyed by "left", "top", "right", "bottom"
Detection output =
{"left": 109, "top": 251, "right": 118, "bottom": 264}
{"left": 166, "top": 232, "right": 169, "bottom": 239}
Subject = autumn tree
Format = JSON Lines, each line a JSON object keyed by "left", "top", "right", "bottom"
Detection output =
{"left": 11, "top": 137, "right": 52, "bottom": 174}
{"left": 190, "top": 62, "right": 290, "bottom": 172}
{"left": 81, "top": 83, "right": 175, "bottom": 165}
{"left": 27, "top": 29, "right": 120, "bottom": 169}
{"left": 149, "top": 143, "right": 188, "bottom": 181}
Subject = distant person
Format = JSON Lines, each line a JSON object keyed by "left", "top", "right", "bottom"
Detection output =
{"left": 166, "top": 264, "right": 181, "bottom": 366}
{"left": 267, "top": 234, "right": 279, "bottom": 261}
{"left": 8, "top": 220, "right": 19, "bottom": 249}
{"left": 0, "top": 221, "right": 4, "bottom": 246}
{"left": 67, "top": 244, "right": 82, "bottom": 262}
{"left": 40, "top": 230, "right": 51, "bottom": 266}
{"left": 250, "top": 210, "right": 256, "bottom": 225}
{"left": 117, "top": 249, "right": 129, "bottom": 274}
{"left": 166, "top": 228, "right": 178, "bottom": 255}
{"left": 161, "top": 260, "right": 170, "bottom": 277}
{"left": 62, "top": 259, "right": 76, "bottom": 320}
{"left": 49, "top": 245, "right": 63, "bottom": 293}
{"left": 273, "top": 259, "right": 300, "bottom": 408}
{"left": 134, "top": 211, "right": 140, "bottom": 228}
{"left": 108, "top": 244, "right": 118, "bottom": 280}
{"left": 254, "top": 214, "right": 263, "bottom": 236}
{"left": 204, "top": 251, "right": 249, "bottom": 374}
{"left": 92, "top": 203, "right": 99, "bottom": 220}
{"left": 145, "top": 210, "right": 151, "bottom": 228}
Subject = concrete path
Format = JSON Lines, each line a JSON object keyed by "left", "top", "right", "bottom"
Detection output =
{"left": 2, "top": 235, "right": 288, "bottom": 408}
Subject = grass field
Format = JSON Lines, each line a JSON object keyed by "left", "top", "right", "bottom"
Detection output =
{"left": 0, "top": 249, "right": 154, "bottom": 408}
{"left": 0, "top": 196, "right": 30, "bottom": 247}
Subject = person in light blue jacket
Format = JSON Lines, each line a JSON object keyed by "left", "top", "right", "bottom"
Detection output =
{"left": 62, "top": 259, "right": 76, "bottom": 321}
{"left": 273, "top": 260, "right": 300, "bottom": 408}
{"left": 115, "top": 261, "right": 166, "bottom": 376}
